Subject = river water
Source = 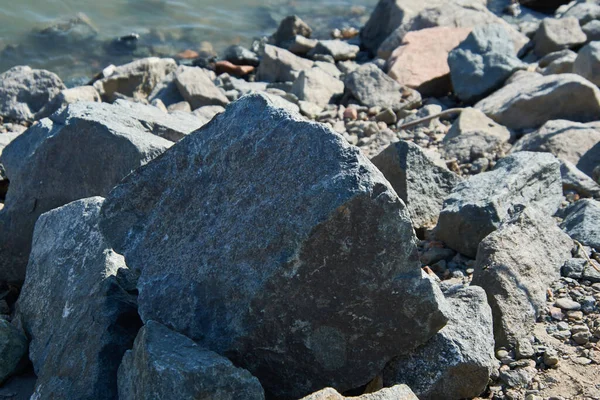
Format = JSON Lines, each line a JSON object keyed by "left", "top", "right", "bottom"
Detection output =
{"left": 0, "top": 0, "right": 377, "bottom": 85}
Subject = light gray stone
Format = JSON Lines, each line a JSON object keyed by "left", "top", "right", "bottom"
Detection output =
{"left": 561, "top": 258, "right": 600, "bottom": 282}
{"left": 148, "top": 70, "right": 185, "bottom": 107}
{"left": 291, "top": 67, "right": 344, "bottom": 107}
{"left": 288, "top": 35, "right": 319, "bottom": 55}
{"left": 582, "top": 20, "right": 600, "bottom": 42}
{"left": 560, "top": 160, "right": 600, "bottom": 199}
{"left": 0, "top": 319, "right": 27, "bottom": 384}
{"left": 560, "top": 198, "right": 600, "bottom": 249}
{"left": 272, "top": 15, "right": 312, "bottom": 48}
{"left": 192, "top": 105, "right": 226, "bottom": 125}
{"left": 256, "top": 44, "right": 314, "bottom": 83}
{"left": 308, "top": 40, "right": 359, "bottom": 61}
{"left": 561, "top": 2, "right": 600, "bottom": 26}
{"left": 223, "top": 45, "right": 260, "bottom": 66}
{"left": 436, "top": 152, "right": 563, "bottom": 258}
{"left": 99, "top": 93, "right": 449, "bottom": 399}
{"left": 300, "top": 385, "right": 418, "bottom": 400}
{"left": 36, "top": 85, "right": 101, "bottom": 119}
{"left": 175, "top": 66, "right": 229, "bottom": 109}
{"left": 534, "top": 17, "right": 587, "bottom": 57}
{"left": 541, "top": 51, "right": 577, "bottom": 75}
{"left": 14, "top": 197, "right": 141, "bottom": 400}
{"left": 573, "top": 41, "right": 600, "bottom": 87}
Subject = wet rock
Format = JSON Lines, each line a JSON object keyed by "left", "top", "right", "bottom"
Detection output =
{"left": 372, "top": 140, "right": 462, "bottom": 229}
{"left": 256, "top": 44, "right": 314, "bottom": 83}
{"left": 272, "top": 15, "right": 312, "bottom": 48}
{"left": 14, "top": 197, "right": 141, "bottom": 400}
{"left": 99, "top": 94, "right": 448, "bottom": 399}
{"left": 582, "top": 20, "right": 600, "bottom": 42}
{"left": 472, "top": 207, "right": 573, "bottom": 346}
{"left": 383, "top": 285, "right": 496, "bottom": 400}
{"left": 300, "top": 385, "right": 418, "bottom": 400}
{"left": 560, "top": 160, "right": 600, "bottom": 199}
{"left": 223, "top": 45, "right": 260, "bottom": 66}
{"left": 0, "top": 66, "right": 65, "bottom": 122}
{"left": 560, "top": 198, "right": 600, "bottom": 249}
{"left": 93, "top": 57, "right": 177, "bottom": 101}
{"left": 436, "top": 152, "right": 563, "bottom": 258}
{"left": 36, "top": 85, "right": 101, "bottom": 119}
{"left": 32, "top": 12, "right": 98, "bottom": 45}
{"left": 573, "top": 41, "right": 600, "bottom": 87}
{"left": 0, "top": 319, "right": 27, "bottom": 384}
{"left": 442, "top": 108, "right": 511, "bottom": 163}
{"left": 308, "top": 40, "right": 359, "bottom": 61}
{"left": 387, "top": 27, "right": 470, "bottom": 97}
{"left": 534, "top": 17, "right": 587, "bottom": 57}
{"left": 0, "top": 101, "right": 172, "bottom": 283}
{"left": 475, "top": 73, "right": 600, "bottom": 131}
{"left": 118, "top": 321, "right": 264, "bottom": 400}
{"left": 291, "top": 67, "right": 344, "bottom": 107}
{"left": 175, "top": 66, "right": 229, "bottom": 109}
{"left": 448, "top": 24, "right": 527, "bottom": 103}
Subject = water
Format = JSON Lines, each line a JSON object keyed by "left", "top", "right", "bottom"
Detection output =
{"left": 0, "top": 0, "right": 376, "bottom": 85}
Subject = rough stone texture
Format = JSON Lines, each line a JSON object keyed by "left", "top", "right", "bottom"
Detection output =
{"left": 344, "top": 64, "right": 420, "bottom": 109}
{"left": 148, "top": 70, "right": 185, "bottom": 107}
{"left": 256, "top": 44, "right": 314, "bottom": 83}
{"left": 193, "top": 105, "right": 226, "bottom": 125}
{"left": 436, "top": 152, "right": 563, "bottom": 258}
{"left": 36, "top": 85, "right": 101, "bottom": 119}
{"left": 372, "top": 140, "right": 462, "bottom": 229}
{"left": 174, "top": 66, "right": 229, "bottom": 109}
{"left": 560, "top": 160, "right": 600, "bottom": 199}
{"left": 118, "top": 321, "right": 265, "bottom": 400}
{"left": 272, "top": 15, "right": 312, "bottom": 48}
{"left": 573, "top": 41, "right": 600, "bottom": 87}
{"left": 387, "top": 27, "right": 470, "bottom": 97}
{"left": 583, "top": 20, "right": 600, "bottom": 42}
{"left": 560, "top": 198, "right": 600, "bottom": 249}
{"left": 534, "top": 17, "right": 587, "bottom": 57}
{"left": 300, "top": 385, "right": 418, "bottom": 400}
{"left": 561, "top": 2, "right": 600, "bottom": 26}
{"left": 0, "top": 101, "right": 172, "bottom": 283}
{"left": 442, "top": 108, "right": 511, "bottom": 163}
{"left": 0, "top": 66, "right": 65, "bottom": 122}
{"left": 291, "top": 67, "right": 344, "bottom": 107}
{"left": 475, "top": 73, "right": 600, "bottom": 131}
{"left": 511, "top": 119, "right": 600, "bottom": 177}
{"left": 449, "top": 24, "right": 527, "bottom": 103}
{"left": 99, "top": 94, "right": 448, "bottom": 399}
{"left": 383, "top": 286, "right": 496, "bottom": 400}
{"left": 540, "top": 51, "right": 577, "bottom": 75}
{"left": 471, "top": 207, "right": 573, "bottom": 346}
{"left": 93, "top": 57, "right": 177, "bottom": 101}
{"left": 14, "top": 197, "right": 141, "bottom": 400}
{"left": 308, "top": 40, "right": 359, "bottom": 61}
{"left": 0, "top": 319, "right": 27, "bottom": 384}
{"left": 562, "top": 258, "right": 600, "bottom": 282}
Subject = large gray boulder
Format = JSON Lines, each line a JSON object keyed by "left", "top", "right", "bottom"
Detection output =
{"left": 472, "top": 207, "right": 573, "bottom": 346}
{"left": 174, "top": 66, "right": 229, "bottom": 109}
{"left": 118, "top": 321, "right": 265, "bottom": 400}
{"left": 100, "top": 94, "right": 449, "bottom": 399}
{"left": 448, "top": 24, "right": 526, "bottom": 103}
{"left": 0, "top": 319, "right": 27, "bottom": 384}
{"left": 436, "top": 152, "right": 563, "bottom": 258}
{"left": 534, "top": 17, "right": 587, "bottom": 57}
{"left": 0, "top": 101, "right": 173, "bottom": 283}
{"left": 371, "top": 140, "right": 462, "bottom": 230}
{"left": 475, "top": 73, "right": 600, "bottom": 131}
{"left": 256, "top": 44, "right": 314, "bottom": 83}
{"left": 14, "top": 197, "right": 141, "bottom": 400}
{"left": 291, "top": 67, "right": 344, "bottom": 107}
{"left": 573, "top": 41, "right": 600, "bottom": 87}
{"left": 0, "top": 66, "right": 65, "bottom": 122}
{"left": 383, "top": 285, "right": 496, "bottom": 400}
{"left": 511, "top": 119, "right": 600, "bottom": 177}
{"left": 560, "top": 198, "right": 600, "bottom": 249}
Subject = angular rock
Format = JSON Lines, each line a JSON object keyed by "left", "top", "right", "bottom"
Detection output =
{"left": 0, "top": 319, "right": 27, "bottom": 384}
{"left": 560, "top": 198, "right": 600, "bottom": 249}
{"left": 148, "top": 70, "right": 185, "bottom": 107}
{"left": 36, "top": 85, "right": 101, "bottom": 119}
{"left": 436, "top": 152, "right": 563, "bottom": 258}
{"left": 582, "top": 20, "right": 600, "bottom": 42}
{"left": 193, "top": 105, "right": 226, "bottom": 125}
{"left": 99, "top": 94, "right": 448, "bottom": 399}
{"left": 449, "top": 24, "right": 527, "bottom": 103}
{"left": 291, "top": 67, "right": 344, "bottom": 107}
{"left": 540, "top": 50, "right": 577, "bottom": 75}
{"left": 93, "top": 57, "right": 177, "bottom": 101}
{"left": 573, "top": 41, "right": 600, "bottom": 87}
{"left": 308, "top": 40, "right": 359, "bottom": 61}
{"left": 288, "top": 35, "right": 319, "bottom": 55}
{"left": 14, "top": 197, "right": 141, "bottom": 400}
{"left": 560, "top": 160, "right": 600, "bottom": 199}
{"left": 511, "top": 119, "right": 600, "bottom": 177}
{"left": 174, "top": 66, "right": 229, "bottom": 109}
{"left": 0, "top": 66, "right": 65, "bottom": 122}
{"left": 256, "top": 44, "right": 314, "bottom": 83}
{"left": 118, "top": 321, "right": 265, "bottom": 400}
{"left": 223, "top": 45, "right": 260, "bottom": 66}
{"left": 272, "top": 15, "right": 312, "bottom": 48}
{"left": 471, "top": 207, "right": 573, "bottom": 346}
{"left": 372, "top": 140, "right": 462, "bottom": 229}
{"left": 442, "top": 108, "right": 511, "bottom": 163}
{"left": 0, "top": 101, "right": 172, "bottom": 283}
{"left": 561, "top": 258, "right": 600, "bottom": 282}
{"left": 475, "top": 73, "right": 600, "bottom": 131}
{"left": 300, "top": 385, "right": 418, "bottom": 400}
{"left": 387, "top": 27, "right": 471, "bottom": 97}
{"left": 344, "top": 63, "right": 420, "bottom": 109}
{"left": 534, "top": 17, "right": 587, "bottom": 57}
{"left": 561, "top": 2, "right": 600, "bottom": 26}
{"left": 383, "top": 286, "right": 496, "bottom": 400}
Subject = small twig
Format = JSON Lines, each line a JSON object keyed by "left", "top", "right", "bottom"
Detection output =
{"left": 575, "top": 240, "right": 600, "bottom": 273}
{"left": 396, "top": 107, "right": 465, "bottom": 131}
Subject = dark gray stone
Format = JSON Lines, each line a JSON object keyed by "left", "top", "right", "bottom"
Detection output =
{"left": 99, "top": 93, "right": 449, "bottom": 399}
{"left": 175, "top": 66, "right": 229, "bottom": 109}
{"left": 371, "top": 140, "right": 462, "bottom": 229}
{"left": 0, "top": 66, "right": 65, "bottom": 122}
{"left": 560, "top": 198, "right": 600, "bottom": 249}
{"left": 534, "top": 17, "right": 587, "bottom": 57}
{"left": 0, "top": 319, "right": 27, "bottom": 384}
{"left": 436, "top": 152, "right": 563, "bottom": 258}
{"left": 472, "top": 207, "right": 573, "bottom": 346}
{"left": 223, "top": 45, "right": 260, "bottom": 66}
{"left": 14, "top": 197, "right": 141, "bottom": 400}
{"left": 561, "top": 257, "right": 600, "bottom": 282}
{"left": 256, "top": 44, "right": 314, "bottom": 83}
{"left": 0, "top": 101, "right": 172, "bottom": 283}
{"left": 118, "top": 321, "right": 265, "bottom": 400}
{"left": 383, "top": 285, "right": 496, "bottom": 400}
{"left": 573, "top": 41, "right": 600, "bottom": 87}
{"left": 148, "top": 70, "right": 185, "bottom": 107}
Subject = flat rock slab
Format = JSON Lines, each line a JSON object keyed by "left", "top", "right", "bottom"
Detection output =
{"left": 436, "top": 152, "right": 563, "bottom": 258}
{"left": 472, "top": 207, "right": 573, "bottom": 346}
{"left": 560, "top": 198, "right": 600, "bottom": 249}
{"left": 118, "top": 321, "right": 265, "bottom": 400}
{"left": 100, "top": 93, "right": 448, "bottom": 399}
{"left": 14, "top": 197, "right": 141, "bottom": 400}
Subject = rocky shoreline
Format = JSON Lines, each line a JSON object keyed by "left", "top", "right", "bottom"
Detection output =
{"left": 1, "top": 0, "right": 600, "bottom": 399}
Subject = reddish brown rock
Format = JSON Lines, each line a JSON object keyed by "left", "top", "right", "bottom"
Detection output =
{"left": 215, "top": 60, "right": 255, "bottom": 77}
{"left": 176, "top": 49, "right": 200, "bottom": 60}
{"left": 387, "top": 27, "right": 471, "bottom": 97}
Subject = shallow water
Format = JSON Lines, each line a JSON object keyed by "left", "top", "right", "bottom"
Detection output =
{"left": 0, "top": 0, "right": 376, "bottom": 85}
